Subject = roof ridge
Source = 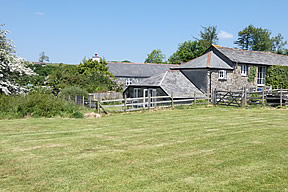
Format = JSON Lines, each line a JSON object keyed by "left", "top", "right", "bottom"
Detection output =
{"left": 214, "top": 45, "right": 288, "bottom": 58}
{"left": 107, "top": 62, "right": 177, "bottom": 66}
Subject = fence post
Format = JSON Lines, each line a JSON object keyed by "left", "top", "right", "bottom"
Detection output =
{"left": 82, "top": 96, "right": 85, "bottom": 106}
{"left": 280, "top": 88, "right": 283, "bottom": 107}
{"left": 89, "top": 96, "right": 92, "bottom": 108}
{"left": 194, "top": 92, "right": 196, "bottom": 105}
{"left": 124, "top": 95, "right": 127, "bottom": 112}
{"left": 241, "top": 89, "right": 244, "bottom": 107}
{"left": 75, "top": 95, "right": 77, "bottom": 105}
{"left": 148, "top": 94, "right": 151, "bottom": 110}
{"left": 244, "top": 87, "right": 247, "bottom": 106}
{"left": 262, "top": 89, "right": 265, "bottom": 106}
{"left": 171, "top": 93, "right": 174, "bottom": 109}
{"left": 97, "top": 100, "right": 100, "bottom": 113}
{"left": 213, "top": 88, "right": 217, "bottom": 105}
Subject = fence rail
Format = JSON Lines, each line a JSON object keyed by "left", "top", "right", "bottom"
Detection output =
{"left": 214, "top": 88, "right": 288, "bottom": 107}
{"left": 67, "top": 88, "right": 287, "bottom": 114}
{"left": 69, "top": 93, "right": 210, "bottom": 113}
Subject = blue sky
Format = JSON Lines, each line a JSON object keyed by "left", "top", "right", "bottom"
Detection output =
{"left": 2, "top": 0, "right": 288, "bottom": 64}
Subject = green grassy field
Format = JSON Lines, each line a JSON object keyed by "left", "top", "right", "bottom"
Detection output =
{"left": 1, "top": 106, "right": 288, "bottom": 191}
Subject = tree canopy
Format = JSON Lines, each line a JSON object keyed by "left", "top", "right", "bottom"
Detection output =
{"left": 168, "top": 40, "right": 208, "bottom": 64}
{"left": 144, "top": 49, "right": 166, "bottom": 63}
{"left": 0, "top": 24, "right": 34, "bottom": 95}
{"left": 234, "top": 24, "right": 288, "bottom": 54}
{"left": 48, "top": 58, "right": 121, "bottom": 93}
{"left": 199, "top": 25, "right": 218, "bottom": 45}
{"left": 168, "top": 25, "right": 218, "bottom": 64}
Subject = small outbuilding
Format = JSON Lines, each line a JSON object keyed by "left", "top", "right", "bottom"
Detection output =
{"left": 124, "top": 70, "right": 205, "bottom": 100}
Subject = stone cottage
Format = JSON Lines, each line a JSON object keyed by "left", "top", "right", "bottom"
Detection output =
{"left": 125, "top": 45, "right": 288, "bottom": 98}
{"left": 171, "top": 45, "right": 288, "bottom": 94}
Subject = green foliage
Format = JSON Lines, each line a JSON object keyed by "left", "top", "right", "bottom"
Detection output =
{"left": 47, "top": 59, "right": 121, "bottom": 93}
{"left": 0, "top": 93, "right": 81, "bottom": 118}
{"left": 235, "top": 25, "right": 287, "bottom": 53}
{"left": 266, "top": 65, "right": 288, "bottom": 88}
{"left": 199, "top": 25, "right": 218, "bottom": 45}
{"left": 272, "top": 33, "right": 287, "bottom": 53}
{"left": 168, "top": 40, "right": 208, "bottom": 64}
{"left": 144, "top": 49, "right": 166, "bottom": 63}
{"left": 248, "top": 66, "right": 257, "bottom": 82}
{"left": 121, "top": 60, "right": 132, "bottom": 63}
{"left": 60, "top": 86, "right": 88, "bottom": 99}
{"left": 19, "top": 64, "right": 58, "bottom": 86}
{"left": 70, "top": 111, "right": 83, "bottom": 118}
{"left": 78, "top": 58, "right": 120, "bottom": 92}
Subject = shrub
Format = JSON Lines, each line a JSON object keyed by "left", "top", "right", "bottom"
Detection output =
{"left": 0, "top": 93, "right": 82, "bottom": 119}
{"left": 266, "top": 65, "right": 288, "bottom": 88}
{"left": 70, "top": 111, "right": 83, "bottom": 118}
{"left": 60, "top": 86, "right": 88, "bottom": 100}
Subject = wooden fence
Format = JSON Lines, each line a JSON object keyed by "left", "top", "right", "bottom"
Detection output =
{"left": 72, "top": 93, "right": 211, "bottom": 113}
{"left": 68, "top": 88, "right": 287, "bottom": 113}
{"left": 213, "top": 88, "right": 288, "bottom": 107}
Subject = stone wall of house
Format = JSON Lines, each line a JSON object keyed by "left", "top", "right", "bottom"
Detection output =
{"left": 210, "top": 65, "right": 257, "bottom": 92}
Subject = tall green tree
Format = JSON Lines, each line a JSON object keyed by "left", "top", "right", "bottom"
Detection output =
{"left": 234, "top": 25, "right": 288, "bottom": 52}
{"left": 272, "top": 33, "right": 287, "bottom": 54}
{"left": 144, "top": 49, "right": 166, "bottom": 63}
{"left": 199, "top": 25, "right": 218, "bottom": 45}
{"left": 168, "top": 40, "right": 207, "bottom": 64}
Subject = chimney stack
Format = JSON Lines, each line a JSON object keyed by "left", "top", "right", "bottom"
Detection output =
{"left": 92, "top": 53, "right": 100, "bottom": 62}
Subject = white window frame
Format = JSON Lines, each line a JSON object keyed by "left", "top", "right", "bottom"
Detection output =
{"left": 125, "top": 78, "right": 132, "bottom": 86}
{"left": 241, "top": 64, "right": 247, "bottom": 76}
{"left": 218, "top": 70, "right": 227, "bottom": 80}
{"left": 133, "top": 88, "right": 140, "bottom": 98}
{"left": 257, "top": 66, "right": 266, "bottom": 86}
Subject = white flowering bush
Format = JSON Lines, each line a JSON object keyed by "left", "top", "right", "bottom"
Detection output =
{"left": 0, "top": 24, "right": 34, "bottom": 95}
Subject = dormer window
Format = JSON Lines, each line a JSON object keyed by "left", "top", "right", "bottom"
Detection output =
{"left": 241, "top": 64, "right": 247, "bottom": 76}
{"left": 218, "top": 70, "right": 227, "bottom": 80}
{"left": 125, "top": 78, "right": 132, "bottom": 86}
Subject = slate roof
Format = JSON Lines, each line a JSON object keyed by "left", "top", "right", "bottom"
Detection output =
{"left": 107, "top": 62, "right": 177, "bottom": 78}
{"left": 171, "top": 51, "right": 233, "bottom": 70}
{"left": 128, "top": 70, "right": 205, "bottom": 98}
{"left": 214, "top": 45, "right": 288, "bottom": 66}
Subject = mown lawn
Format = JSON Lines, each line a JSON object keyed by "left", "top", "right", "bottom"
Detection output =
{"left": 0, "top": 106, "right": 288, "bottom": 191}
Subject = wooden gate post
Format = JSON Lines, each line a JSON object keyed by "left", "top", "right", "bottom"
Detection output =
{"left": 124, "top": 95, "right": 127, "bottom": 112}
{"left": 171, "top": 93, "right": 174, "bottom": 109}
{"left": 262, "top": 89, "right": 265, "bottom": 106}
{"left": 89, "top": 96, "right": 92, "bottom": 108}
{"left": 82, "top": 96, "right": 85, "bottom": 106}
{"left": 280, "top": 88, "right": 283, "bottom": 107}
{"left": 244, "top": 87, "right": 247, "bottom": 106}
{"left": 148, "top": 94, "right": 151, "bottom": 110}
{"left": 97, "top": 100, "right": 100, "bottom": 113}
{"left": 213, "top": 88, "right": 217, "bottom": 105}
{"left": 241, "top": 89, "right": 244, "bottom": 107}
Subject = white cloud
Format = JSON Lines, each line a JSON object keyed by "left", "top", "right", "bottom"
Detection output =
{"left": 34, "top": 11, "right": 45, "bottom": 16}
{"left": 218, "top": 30, "right": 234, "bottom": 39}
